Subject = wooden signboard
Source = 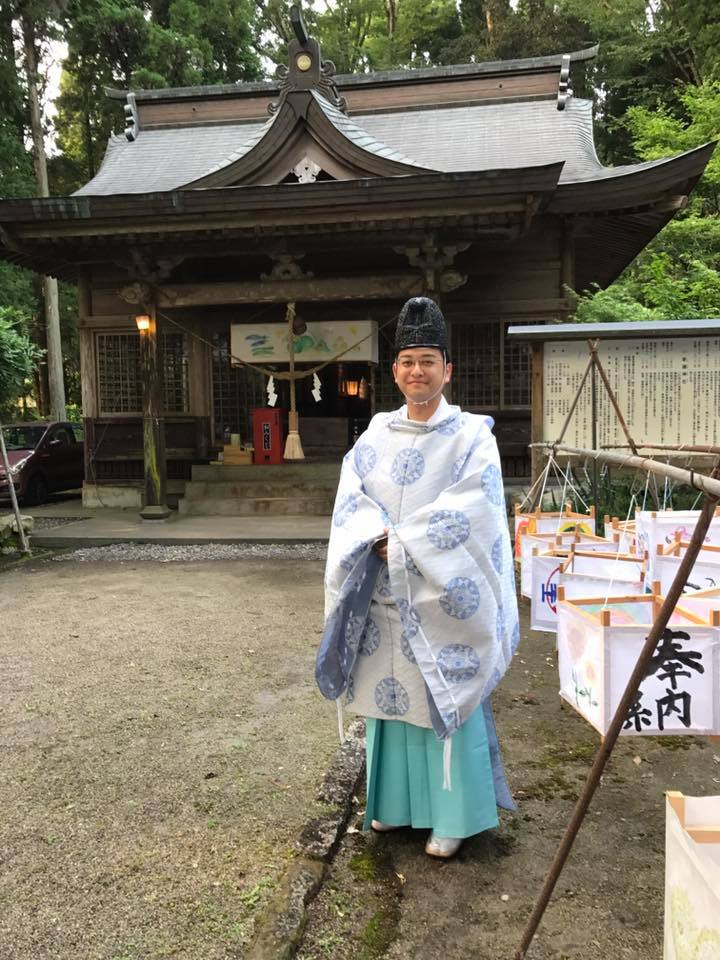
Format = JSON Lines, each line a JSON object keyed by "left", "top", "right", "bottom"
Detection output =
{"left": 543, "top": 336, "right": 720, "bottom": 448}
{"left": 230, "top": 319, "right": 378, "bottom": 364}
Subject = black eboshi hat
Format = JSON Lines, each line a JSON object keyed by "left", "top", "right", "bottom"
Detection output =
{"left": 394, "top": 297, "right": 448, "bottom": 358}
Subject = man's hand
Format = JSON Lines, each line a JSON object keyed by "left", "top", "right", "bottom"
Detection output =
{"left": 373, "top": 530, "right": 389, "bottom": 562}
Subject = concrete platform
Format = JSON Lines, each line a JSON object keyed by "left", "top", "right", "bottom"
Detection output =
{"left": 20, "top": 498, "right": 331, "bottom": 547}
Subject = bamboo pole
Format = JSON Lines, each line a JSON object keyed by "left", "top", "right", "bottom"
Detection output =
{"left": 0, "top": 424, "right": 30, "bottom": 555}
{"left": 532, "top": 443, "right": 720, "bottom": 500}
{"left": 603, "top": 443, "right": 720, "bottom": 455}
{"left": 515, "top": 461, "right": 720, "bottom": 959}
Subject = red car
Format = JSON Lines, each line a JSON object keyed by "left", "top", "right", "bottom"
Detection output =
{"left": 0, "top": 421, "right": 84, "bottom": 505}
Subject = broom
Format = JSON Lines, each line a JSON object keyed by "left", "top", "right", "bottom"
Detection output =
{"left": 283, "top": 302, "right": 305, "bottom": 460}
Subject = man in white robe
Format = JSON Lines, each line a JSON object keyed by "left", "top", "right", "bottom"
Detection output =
{"left": 316, "top": 297, "right": 520, "bottom": 858}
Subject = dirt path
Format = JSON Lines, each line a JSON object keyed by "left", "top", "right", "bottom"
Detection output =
{"left": 0, "top": 557, "right": 336, "bottom": 960}
{"left": 297, "top": 600, "right": 720, "bottom": 960}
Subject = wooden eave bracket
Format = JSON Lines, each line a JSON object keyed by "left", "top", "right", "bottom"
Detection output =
{"left": 393, "top": 237, "right": 470, "bottom": 293}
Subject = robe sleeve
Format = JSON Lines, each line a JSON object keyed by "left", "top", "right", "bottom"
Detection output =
{"left": 324, "top": 443, "right": 388, "bottom": 620}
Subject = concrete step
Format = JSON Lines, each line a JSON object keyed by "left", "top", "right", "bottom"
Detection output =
{"left": 178, "top": 496, "right": 335, "bottom": 516}
{"left": 182, "top": 480, "right": 338, "bottom": 500}
{"left": 190, "top": 463, "right": 342, "bottom": 483}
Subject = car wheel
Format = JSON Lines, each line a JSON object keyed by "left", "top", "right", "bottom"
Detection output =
{"left": 25, "top": 474, "right": 49, "bottom": 506}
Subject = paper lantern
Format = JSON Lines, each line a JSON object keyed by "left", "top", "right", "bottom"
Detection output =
{"left": 636, "top": 510, "right": 720, "bottom": 581}
{"left": 664, "top": 792, "right": 720, "bottom": 960}
{"left": 671, "top": 586, "right": 720, "bottom": 624}
{"left": 654, "top": 541, "right": 720, "bottom": 597}
{"left": 520, "top": 531, "right": 618, "bottom": 599}
{"left": 604, "top": 515, "right": 636, "bottom": 555}
{"left": 514, "top": 502, "right": 596, "bottom": 559}
{"left": 530, "top": 549, "right": 646, "bottom": 633}
{"left": 557, "top": 594, "right": 720, "bottom": 737}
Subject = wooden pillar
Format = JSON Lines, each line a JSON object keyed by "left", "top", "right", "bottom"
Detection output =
{"left": 187, "top": 318, "right": 212, "bottom": 455}
{"left": 138, "top": 306, "right": 171, "bottom": 519}
{"left": 560, "top": 219, "right": 576, "bottom": 312}
{"left": 188, "top": 318, "right": 212, "bottom": 417}
{"left": 530, "top": 341, "right": 545, "bottom": 484}
{"left": 78, "top": 274, "right": 97, "bottom": 485}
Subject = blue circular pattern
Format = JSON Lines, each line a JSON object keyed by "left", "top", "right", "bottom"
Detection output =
{"left": 427, "top": 510, "right": 471, "bottom": 550}
{"left": 480, "top": 464, "right": 503, "bottom": 506}
{"left": 439, "top": 577, "right": 481, "bottom": 620}
{"left": 374, "top": 678, "right": 410, "bottom": 716}
{"left": 390, "top": 448, "right": 425, "bottom": 486}
{"left": 333, "top": 492, "right": 359, "bottom": 527}
{"left": 491, "top": 534, "right": 505, "bottom": 575}
{"left": 344, "top": 614, "right": 365, "bottom": 652}
{"left": 438, "top": 644, "right": 481, "bottom": 683}
{"left": 405, "top": 553, "right": 422, "bottom": 577}
{"left": 354, "top": 443, "right": 377, "bottom": 478}
{"left": 437, "top": 415, "right": 462, "bottom": 436}
{"left": 375, "top": 564, "right": 392, "bottom": 598}
{"left": 358, "top": 618, "right": 380, "bottom": 657}
{"left": 396, "top": 599, "right": 421, "bottom": 638}
{"left": 400, "top": 631, "right": 417, "bottom": 664}
{"left": 450, "top": 453, "right": 467, "bottom": 485}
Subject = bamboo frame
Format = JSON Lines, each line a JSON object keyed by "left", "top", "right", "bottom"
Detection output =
{"left": 531, "top": 443, "right": 720, "bottom": 499}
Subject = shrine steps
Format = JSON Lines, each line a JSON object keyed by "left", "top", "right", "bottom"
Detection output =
{"left": 177, "top": 462, "right": 341, "bottom": 517}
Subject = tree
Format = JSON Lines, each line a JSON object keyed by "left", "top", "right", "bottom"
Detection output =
{"left": 56, "top": 0, "right": 263, "bottom": 188}
{"left": 574, "top": 80, "right": 720, "bottom": 322}
{"left": 0, "top": 309, "right": 43, "bottom": 416}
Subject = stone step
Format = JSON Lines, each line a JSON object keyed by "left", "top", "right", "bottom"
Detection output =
{"left": 190, "top": 463, "right": 342, "bottom": 483}
{"left": 182, "top": 480, "right": 338, "bottom": 500}
{"left": 178, "top": 496, "right": 335, "bottom": 516}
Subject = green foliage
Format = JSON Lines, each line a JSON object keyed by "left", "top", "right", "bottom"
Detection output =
{"left": 56, "top": 0, "right": 263, "bottom": 186}
{"left": 574, "top": 78, "right": 720, "bottom": 322}
{"left": 0, "top": 308, "right": 43, "bottom": 413}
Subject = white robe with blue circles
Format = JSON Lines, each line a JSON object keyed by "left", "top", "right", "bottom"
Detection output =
{"left": 323, "top": 397, "right": 520, "bottom": 738}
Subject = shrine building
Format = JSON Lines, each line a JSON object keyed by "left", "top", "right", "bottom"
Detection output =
{"left": 0, "top": 16, "right": 713, "bottom": 510}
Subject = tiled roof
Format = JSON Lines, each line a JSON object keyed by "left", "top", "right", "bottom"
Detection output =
{"left": 73, "top": 95, "right": 694, "bottom": 197}
{"left": 310, "top": 92, "right": 426, "bottom": 169}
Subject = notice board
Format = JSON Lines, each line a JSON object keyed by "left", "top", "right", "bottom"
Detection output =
{"left": 543, "top": 337, "right": 720, "bottom": 447}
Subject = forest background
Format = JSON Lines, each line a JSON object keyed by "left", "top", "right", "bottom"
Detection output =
{"left": 0, "top": 0, "right": 719, "bottom": 415}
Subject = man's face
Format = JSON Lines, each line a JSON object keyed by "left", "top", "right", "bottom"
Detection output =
{"left": 393, "top": 347, "right": 452, "bottom": 404}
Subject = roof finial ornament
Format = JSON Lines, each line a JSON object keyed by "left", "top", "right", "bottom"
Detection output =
{"left": 268, "top": 3, "right": 347, "bottom": 116}
{"left": 557, "top": 54, "right": 573, "bottom": 111}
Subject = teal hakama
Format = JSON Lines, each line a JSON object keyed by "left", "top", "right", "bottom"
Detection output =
{"left": 364, "top": 705, "right": 499, "bottom": 838}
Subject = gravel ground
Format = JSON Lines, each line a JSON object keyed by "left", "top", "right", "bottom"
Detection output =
{"left": 31, "top": 516, "right": 87, "bottom": 530}
{"left": 0, "top": 555, "right": 336, "bottom": 960}
{"left": 51, "top": 543, "right": 329, "bottom": 563}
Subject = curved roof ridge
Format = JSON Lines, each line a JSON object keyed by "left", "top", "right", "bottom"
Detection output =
{"left": 310, "top": 91, "right": 429, "bottom": 170}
